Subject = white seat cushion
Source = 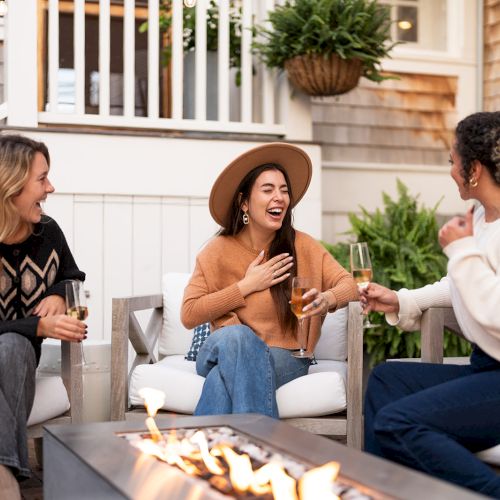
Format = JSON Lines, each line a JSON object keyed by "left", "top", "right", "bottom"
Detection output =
{"left": 130, "top": 356, "right": 204, "bottom": 414}
{"left": 27, "top": 376, "right": 70, "bottom": 427}
{"left": 129, "top": 355, "right": 347, "bottom": 418}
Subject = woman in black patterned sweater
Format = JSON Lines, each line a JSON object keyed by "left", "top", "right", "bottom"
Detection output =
{"left": 0, "top": 135, "right": 86, "bottom": 498}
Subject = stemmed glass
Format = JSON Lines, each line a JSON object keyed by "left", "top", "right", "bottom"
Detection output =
{"left": 350, "top": 242, "right": 379, "bottom": 329}
{"left": 290, "top": 277, "right": 314, "bottom": 358}
{"left": 65, "top": 280, "right": 91, "bottom": 367}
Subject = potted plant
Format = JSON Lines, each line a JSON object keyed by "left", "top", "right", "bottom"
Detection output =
{"left": 140, "top": 0, "right": 242, "bottom": 81}
{"left": 323, "top": 180, "right": 472, "bottom": 367}
{"left": 252, "top": 0, "right": 396, "bottom": 96}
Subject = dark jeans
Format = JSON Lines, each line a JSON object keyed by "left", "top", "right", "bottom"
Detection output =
{"left": 194, "top": 325, "right": 310, "bottom": 418}
{"left": 0, "top": 333, "right": 37, "bottom": 480}
{"left": 364, "top": 347, "right": 500, "bottom": 497}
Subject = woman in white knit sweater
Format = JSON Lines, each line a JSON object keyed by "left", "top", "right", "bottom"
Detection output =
{"left": 361, "top": 111, "right": 500, "bottom": 497}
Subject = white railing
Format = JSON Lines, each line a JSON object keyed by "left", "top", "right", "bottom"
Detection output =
{"left": 5, "top": 0, "right": 285, "bottom": 135}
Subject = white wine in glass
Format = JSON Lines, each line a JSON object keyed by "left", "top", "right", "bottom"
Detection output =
{"left": 65, "top": 280, "right": 91, "bottom": 367}
{"left": 290, "top": 277, "right": 314, "bottom": 359}
{"left": 350, "top": 242, "right": 379, "bottom": 329}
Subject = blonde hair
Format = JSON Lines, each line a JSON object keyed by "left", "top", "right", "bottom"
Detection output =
{"left": 0, "top": 135, "right": 50, "bottom": 242}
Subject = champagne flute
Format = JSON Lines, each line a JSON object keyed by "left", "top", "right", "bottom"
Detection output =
{"left": 65, "top": 280, "right": 90, "bottom": 367}
{"left": 290, "top": 277, "right": 314, "bottom": 358}
{"left": 350, "top": 242, "right": 380, "bottom": 329}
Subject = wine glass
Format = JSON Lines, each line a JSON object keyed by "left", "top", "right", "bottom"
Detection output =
{"left": 65, "top": 280, "right": 91, "bottom": 367}
{"left": 290, "top": 277, "right": 314, "bottom": 358}
{"left": 349, "top": 242, "right": 379, "bottom": 329}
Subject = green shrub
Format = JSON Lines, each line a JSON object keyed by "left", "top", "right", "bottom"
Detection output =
{"left": 324, "top": 180, "right": 472, "bottom": 366}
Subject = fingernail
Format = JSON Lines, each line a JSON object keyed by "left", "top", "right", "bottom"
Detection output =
{"left": 259, "top": 250, "right": 264, "bottom": 255}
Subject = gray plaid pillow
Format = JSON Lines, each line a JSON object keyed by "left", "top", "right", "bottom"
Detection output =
{"left": 185, "top": 323, "right": 210, "bottom": 361}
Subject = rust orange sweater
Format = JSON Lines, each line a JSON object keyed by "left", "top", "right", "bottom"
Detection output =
{"left": 181, "top": 231, "right": 358, "bottom": 352}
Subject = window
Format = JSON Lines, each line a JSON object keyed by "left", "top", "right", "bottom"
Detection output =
{"left": 380, "top": 0, "right": 447, "bottom": 51}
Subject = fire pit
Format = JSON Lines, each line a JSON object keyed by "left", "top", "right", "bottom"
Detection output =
{"left": 43, "top": 414, "right": 481, "bottom": 500}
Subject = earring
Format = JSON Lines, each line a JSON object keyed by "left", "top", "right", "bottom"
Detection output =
{"left": 469, "top": 177, "right": 478, "bottom": 188}
{"left": 242, "top": 211, "right": 249, "bottom": 225}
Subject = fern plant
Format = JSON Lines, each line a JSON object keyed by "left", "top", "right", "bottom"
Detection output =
{"left": 253, "top": 0, "right": 396, "bottom": 82}
{"left": 324, "top": 180, "right": 472, "bottom": 366}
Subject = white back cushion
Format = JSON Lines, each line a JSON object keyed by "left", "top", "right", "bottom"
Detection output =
{"left": 158, "top": 271, "right": 348, "bottom": 362}
{"left": 28, "top": 376, "right": 70, "bottom": 427}
{"left": 158, "top": 272, "right": 193, "bottom": 356}
{"left": 315, "top": 307, "right": 348, "bottom": 361}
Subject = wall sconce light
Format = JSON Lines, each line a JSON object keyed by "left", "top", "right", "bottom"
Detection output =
{"left": 397, "top": 20, "right": 413, "bottom": 30}
{"left": 184, "top": 0, "right": 197, "bottom": 7}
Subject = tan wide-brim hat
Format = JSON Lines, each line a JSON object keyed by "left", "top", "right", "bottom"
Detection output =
{"left": 209, "top": 142, "right": 313, "bottom": 227}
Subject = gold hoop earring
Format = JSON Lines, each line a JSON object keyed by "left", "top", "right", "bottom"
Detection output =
{"left": 469, "top": 178, "right": 478, "bottom": 188}
{"left": 242, "top": 211, "right": 249, "bottom": 225}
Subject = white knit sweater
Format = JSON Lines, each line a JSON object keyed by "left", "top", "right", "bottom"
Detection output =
{"left": 386, "top": 204, "right": 500, "bottom": 361}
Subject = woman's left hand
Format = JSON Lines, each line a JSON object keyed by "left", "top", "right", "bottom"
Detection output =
{"left": 438, "top": 206, "right": 474, "bottom": 248}
{"left": 300, "top": 288, "right": 330, "bottom": 318}
{"left": 33, "top": 295, "right": 66, "bottom": 317}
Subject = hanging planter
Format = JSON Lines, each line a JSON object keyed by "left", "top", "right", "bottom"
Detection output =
{"left": 253, "top": 0, "right": 397, "bottom": 97}
{"left": 284, "top": 53, "right": 363, "bottom": 97}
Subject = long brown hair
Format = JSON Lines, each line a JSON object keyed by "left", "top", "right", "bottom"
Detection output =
{"left": 219, "top": 163, "right": 298, "bottom": 334}
{"left": 0, "top": 134, "right": 50, "bottom": 243}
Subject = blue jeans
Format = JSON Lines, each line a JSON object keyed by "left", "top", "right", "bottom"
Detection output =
{"left": 0, "top": 333, "right": 37, "bottom": 480}
{"left": 364, "top": 347, "right": 500, "bottom": 497}
{"left": 194, "top": 325, "right": 310, "bottom": 418}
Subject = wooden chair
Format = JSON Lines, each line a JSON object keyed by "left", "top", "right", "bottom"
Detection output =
{"left": 28, "top": 341, "right": 83, "bottom": 465}
{"left": 110, "top": 290, "right": 364, "bottom": 449}
{"left": 420, "top": 306, "right": 464, "bottom": 363}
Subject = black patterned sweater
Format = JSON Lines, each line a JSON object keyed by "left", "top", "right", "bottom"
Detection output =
{"left": 0, "top": 216, "right": 85, "bottom": 363}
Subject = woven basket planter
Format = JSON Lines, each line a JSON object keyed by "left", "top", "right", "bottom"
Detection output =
{"left": 284, "top": 53, "right": 363, "bottom": 97}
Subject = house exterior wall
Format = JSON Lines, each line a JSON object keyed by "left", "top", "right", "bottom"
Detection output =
{"left": 484, "top": 0, "right": 500, "bottom": 111}
{"left": 315, "top": 0, "right": 479, "bottom": 244}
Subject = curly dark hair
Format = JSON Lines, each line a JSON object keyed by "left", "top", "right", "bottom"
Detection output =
{"left": 455, "top": 111, "right": 500, "bottom": 186}
{"left": 219, "top": 163, "right": 298, "bottom": 335}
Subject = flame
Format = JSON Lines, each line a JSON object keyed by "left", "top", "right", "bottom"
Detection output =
{"left": 145, "top": 417, "right": 163, "bottom": 443}
{"left": 254, "top": 463, "right": 297, "bottom": 500}
{"left": 190, "top": 431, "right": 225, "bottom": 475}
{"left": 214, "top": 444, "right": 254, "bottom": 492}
{"left": 138, "top": 387, "right": 165, "bottom": 417}
{"left": 299, "top": 461, "right": 341, "bottom": 500}
{"left": 130, "top": 401, "right": 342, "bottom": 500}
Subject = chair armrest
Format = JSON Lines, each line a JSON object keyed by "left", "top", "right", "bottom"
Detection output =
{"left": 111, "top": 294, "right": 163, "bottom": 421}
{"left": 61, "top": 341, "right": 83, "bottom": 424}
{"left": 346, "top": 301, "right": 364, "bottom": 449}
{"left": 421, "top": 307, "right": 464, "bottom": 364}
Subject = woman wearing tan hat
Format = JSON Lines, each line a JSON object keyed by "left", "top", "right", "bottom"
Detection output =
{"left": 181, "top": 142, "right": 358, "bottom": 417}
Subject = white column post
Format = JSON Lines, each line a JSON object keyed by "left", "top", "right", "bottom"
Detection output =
{"left": 5, "top": 0, "right": 38, "bottom": 126}
{"left": 278, "top": 74, "right": 313, "bottom": 141}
